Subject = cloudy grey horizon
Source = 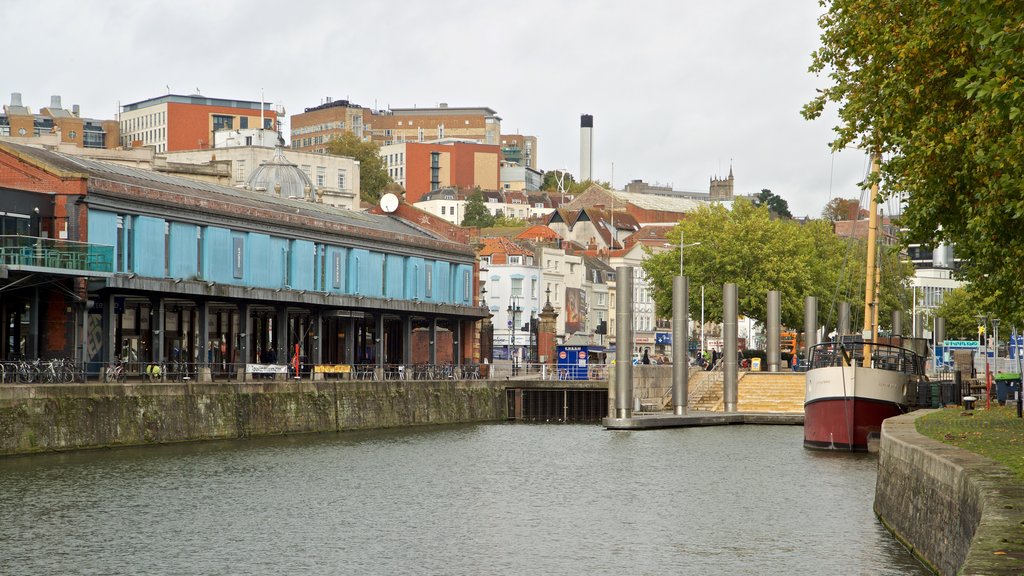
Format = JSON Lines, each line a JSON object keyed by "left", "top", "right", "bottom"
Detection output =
{"left": 2, "top": 0, "right": 881, "bottom": 218}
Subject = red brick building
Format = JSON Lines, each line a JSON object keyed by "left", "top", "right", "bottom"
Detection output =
{"left": 2, "top": 93, "right": 120, "bottom": 150}
{"left": 380, "top": 140, "right": 501, "bottom": 203}
{"left": 119, "top": 94, "right": 280, "bottom": 152}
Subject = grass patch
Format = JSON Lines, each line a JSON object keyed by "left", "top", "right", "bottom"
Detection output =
{"left": 916, "top": 405, "right": 1024, "bottom": 482}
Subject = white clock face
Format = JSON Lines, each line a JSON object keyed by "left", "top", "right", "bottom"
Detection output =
{"left": 68, "top": 130, "right": 77, "bottom": 139}
{"left": 17, "top": 128, "right": 26, "bottom": 136}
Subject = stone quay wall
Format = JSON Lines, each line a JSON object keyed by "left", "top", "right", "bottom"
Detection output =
{"left": 0, "top": 380, "right": 508, "bottom": 456}
{"left": 874, "top": 411, "right": 1024, "bottom": 576}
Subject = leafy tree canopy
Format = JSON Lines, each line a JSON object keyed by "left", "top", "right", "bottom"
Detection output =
{"left": 930, "top": 285, "right": 1000, "bottom": 341}
{"left": 803, "top": 0, "right": 1024, "bottom": 317}
{"left": 822, "top": 197, "right": 865, "bottom": 221}
{"left": 752, "top": 189, "right": 793, "bottom": 219}
{"left": 492, "top": 215, "right": 529, "bottom": 228}
{"left": 324, "top": 132, "right": 391, "bottom": 204}
{"left": 641, "top": 199, "right": 914, "bottom": 334}
{"left": 541, "top": 170, "right": 612, "bottom": 195}
{"left": 461, "top": 191, "right": 495, "bottom": 228}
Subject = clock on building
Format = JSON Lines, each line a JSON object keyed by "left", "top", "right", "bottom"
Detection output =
{"left": 17, "top": 128, "right": 26, "bottom": 136}
{"left": 68, "top": 130, "right": 77, "bottom": 139}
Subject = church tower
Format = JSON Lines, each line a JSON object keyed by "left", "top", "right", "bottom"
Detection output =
{"left": 709, "top": 164, "right": 734, "bottom": 200}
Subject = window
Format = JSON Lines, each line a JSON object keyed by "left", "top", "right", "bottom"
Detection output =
{"left": 115, "top": 216, "right": 124, "bottom": 273}
{"left": 463, "top": 271, "right": 471, "bottom": 302}
{"left": 212, "top": 114, "right": 234, "bottom": 131}
{"left": 164, "top": 221, "right": 171, "bottom": 277}
{"left": 240, "top": 117, "right": 248, "bottom": 129}
{"left": 300, "top": 165, "right": 311, "bottom": 179}
{"left": 531, "top": 279, "right": 537, "bottom": 298}
{"left": 509, "top": 255, "right": 522, "bottom": 265}
{"left": 425, "top": 265, "right": 433, "bottom": 298}
{"left": 125, "top": 216, "right": 134, "bottom": 273}
{"left": 316, "top": 166, "right": 326, "bottom": 187}
{"left": 430, "top": 152, "right": 440, "bottom": 191}
{"left": 235, "top": 160, "right": 246, "bottom": 183}
{"left": 511, "top": 278, "right": 523, "bottom": 297}
{"left": 196, "top": 227, "right": 204, "bottom": 279}
{"left": 337, "top": 170, "right": 346, "bottom": 189}
{"left": 440, "top": 206, "right": 446, "bottom": 215}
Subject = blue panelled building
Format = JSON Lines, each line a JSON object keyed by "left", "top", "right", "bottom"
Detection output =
{"left": 0, "top": 142, "right": 484, "bottom": 377}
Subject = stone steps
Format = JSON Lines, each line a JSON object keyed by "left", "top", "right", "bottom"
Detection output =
{"left": 739, "top": 372, "right": 805, "bottom": 413}
{"left": 684, "top": 371, "right": 805, "bottom": 413}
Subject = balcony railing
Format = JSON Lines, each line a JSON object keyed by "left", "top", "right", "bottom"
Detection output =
{"left": 0, "top": 235, "right": 114, "bottom": 274}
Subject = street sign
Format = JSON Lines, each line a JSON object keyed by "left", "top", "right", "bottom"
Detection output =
{"left": 943, "top": 340, "right": 979, "bottom": 348}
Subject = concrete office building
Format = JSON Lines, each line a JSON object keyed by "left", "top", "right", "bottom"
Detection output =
{"left": 1, "top": 93, "right": 120, "bottom": 150}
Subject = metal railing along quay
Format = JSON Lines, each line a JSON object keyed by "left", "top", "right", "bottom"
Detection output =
{"left": 0, "top": 360, "right": 622, "bottom": 384}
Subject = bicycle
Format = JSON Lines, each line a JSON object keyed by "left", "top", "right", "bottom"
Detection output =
{"left": 170, "top": 360, "right": 192, "bottom": 382}
{"left": 40, "top": 359, "right": 74, "bottom": 384}
{"left": 15, "top": 359, "right": 39, "bottom": 384}
{"left": 104, "top": 358, "right": 127, "bottom": 383}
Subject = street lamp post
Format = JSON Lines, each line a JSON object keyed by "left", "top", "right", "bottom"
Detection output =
{"left": 508, "top": 296, "right": 521, "bottom": 376}
{"left": 664, "top": 233, "right": 702, "bottom": 359}
{"left": 677, "top": 232, "right": 702, "bottom": 278}
{"left": 977, "top": 314, "right": 991, "bottom": 409}
{"left": 993, "top": 318, "right": 1001, "bottom": 374}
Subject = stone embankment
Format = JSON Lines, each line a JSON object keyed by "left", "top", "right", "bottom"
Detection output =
{"left": 0, "top": 380, "right": 507, "bottom": 456}
{"left": 875, "top": 411, "right": 1024, "bottom": 576}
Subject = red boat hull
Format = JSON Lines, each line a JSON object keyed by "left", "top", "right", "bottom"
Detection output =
{"left": 803, "top": 396, "right": 906, "bottom": 451}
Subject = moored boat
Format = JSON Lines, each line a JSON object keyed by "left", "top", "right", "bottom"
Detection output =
{"left": 804, "top": 339, "right": 923, "bottom": 450}
{"left": 803, "top": 150, "right": 925, "bottom": 451}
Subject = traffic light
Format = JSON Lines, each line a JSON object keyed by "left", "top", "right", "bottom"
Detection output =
{"left": 596, "top": 320, "right": 608, "bottom": 335}
{"left": 979, "top": 325, "right": 987, "bottom": 346}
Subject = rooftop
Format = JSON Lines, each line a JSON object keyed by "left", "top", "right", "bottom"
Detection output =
{"left": 122, "top": 94, "right": 273, "bottom": 113}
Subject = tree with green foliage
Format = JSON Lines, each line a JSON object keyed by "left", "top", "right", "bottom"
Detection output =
{"left": 461, "top": 191, "right": 495, "bottom": 228}
{"left": 324, "top": 132, "right": 391, "bottom": 204}
{"left": 752, "top": 189, "right": 792, "bottom": 219}
{"left": 492, "top": 215, "right": 529, "bottom": 228}
{"left": 821, "top": 197, "right": 864, "bottom": 221}
{"left": 803, "top": 0, "right": 1024, "bottom": 319}
{"left": 541, "top": 170, "right": 574, "bottom": 192}
{"left": 930, "top": 286, "right": 998, "bottom": 341}
{"left": 541, "top": 170, "right": 612, "bottom": 196}
{"left": 641, "top": 199, "right": 914, "bottom": 333}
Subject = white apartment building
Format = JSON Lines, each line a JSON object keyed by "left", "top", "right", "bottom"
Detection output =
{"left": 609, "top": 243, "right": 657, "bottom": 356}
{"left": 164, "top": 146, "right": 360, "bottom": 210}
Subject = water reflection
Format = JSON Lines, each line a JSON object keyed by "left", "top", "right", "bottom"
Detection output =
{"left": 0, "top": 425, "right": 928, "bottom": 575}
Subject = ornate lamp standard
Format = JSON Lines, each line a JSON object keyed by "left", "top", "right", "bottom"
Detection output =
{"left": 479, "top": 286, "right": 492, "bottom": 365}
{"left": 508, "top": 296, "right": 522, "bottom": 376}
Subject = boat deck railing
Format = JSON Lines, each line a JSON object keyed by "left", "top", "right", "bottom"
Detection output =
{"left": 808, "top": 341, "right": 925, "bottom": 376}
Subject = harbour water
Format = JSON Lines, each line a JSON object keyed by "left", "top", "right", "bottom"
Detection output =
{"left": 0, "top": 424, "right": 929, "bottom": 575}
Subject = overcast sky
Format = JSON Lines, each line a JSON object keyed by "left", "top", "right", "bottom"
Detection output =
{"left": 2, "top": 0, "right": 873, "bottom": 217}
